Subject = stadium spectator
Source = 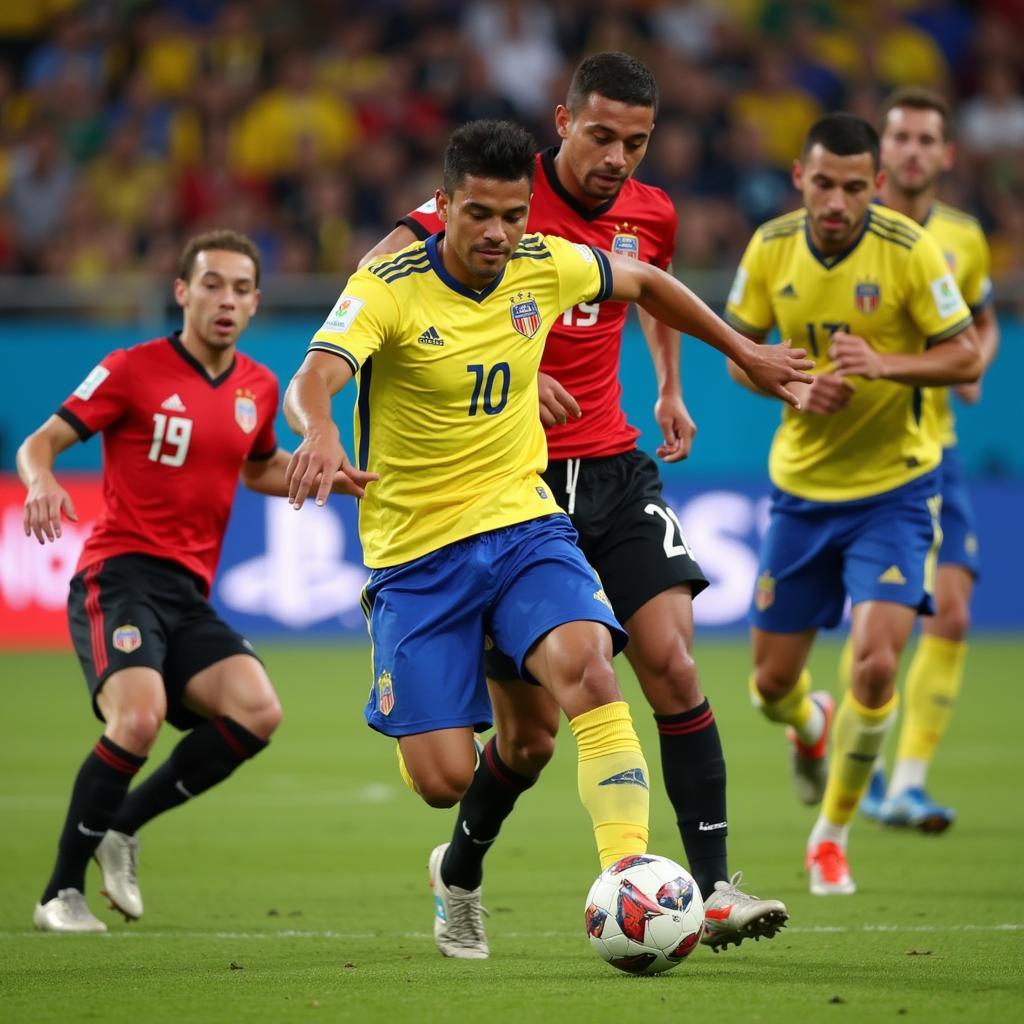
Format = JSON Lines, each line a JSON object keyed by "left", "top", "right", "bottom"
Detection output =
{"left": 19, "top": 229, "right": 370, "bottom": 933}
{"left": 725, "top": 113, "right": 982, "bottom": 897}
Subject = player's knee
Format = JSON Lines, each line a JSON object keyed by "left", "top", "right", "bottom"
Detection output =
{"left": 854, "top": 647, "right": 899, "bottom": 690}
{"left": 107, "top": 705, "right": 164, "bottom": 753}
{"left": 752, "top": 665, "right": 793, "bottom": 704}
{"left": 416, "top": 771, "right": 472, "bottom": 809}
{"left": 660, "top": 645, "right": 701, "bottom": 706}
{"left": 934, "top": 598, "right": 970, "bottom": 642}
{"left": 243, "top": 690, "right": 283, "bottom": 740}
{"left": 500, "top": 727, "right": 556, "bottom": 775}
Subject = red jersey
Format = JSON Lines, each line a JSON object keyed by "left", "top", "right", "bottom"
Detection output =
{"left": 400, "top": 147, "right": 677, "bottom": 460}
{"left": 58, "top": 334, "right": 279, "bottom": 594}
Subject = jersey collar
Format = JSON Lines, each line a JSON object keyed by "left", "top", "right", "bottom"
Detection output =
{"left": 425, "top": 232, "right": 507, "bottom": 302}
{"left": 169, "top": 331, "right": 237, "bottom": 388}
{"left": 540, "top": 146, "right": 619, "bottom": 222}
{"left": 803, "top": 211, "right": 870, "bottom": 270}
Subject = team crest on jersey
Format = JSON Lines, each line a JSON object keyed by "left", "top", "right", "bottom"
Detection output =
{"left": 234, "top": 388, "right": 257, "bottom": 434}
{"left": 377, "top": 671, "right": 395, "bottom": 716}
{"left": 754, "top": 570, "right": 775, "bottom": 611}
{"left": 854, "top": 281, "right": 881, "bottom": 314}
{"left": 112, "top": 624, "right": 142, "bottom": 653}
{"left": 611, "top": 222, "right": 640, "bottom": 259}
{"left": 510, "top": 291, "right": 541, "bottom": 339}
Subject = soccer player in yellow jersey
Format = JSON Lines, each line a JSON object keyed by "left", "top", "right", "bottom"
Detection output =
{"left": 725, "top": 113, "right": 982, "bottom": 896}
{"left": 853, "top": 89, "right": 1000, "bottom": 833}
{"left": 283, "top": 119, "right": 812, "bottom": 956}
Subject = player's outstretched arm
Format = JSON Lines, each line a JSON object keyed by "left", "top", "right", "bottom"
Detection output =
{"left": 283, "top": 351, "right": 377, "bottom": 508}
{"left": 637, "top": 307, "right": 695, "bottom": 461}
{"left": 358, "top": 225, "right": 419, "bottom": 269}
{"left": 954, "top": 305, "right": 1000, "bottom": 404}
{"left": 17, "top": 415, "right": 80, "bottom": 544}
{"left": 829, "top": 325, "right": 982, "bottom": 386}
{"left": 605, "top": 253, "right": 814, "bottom": 408}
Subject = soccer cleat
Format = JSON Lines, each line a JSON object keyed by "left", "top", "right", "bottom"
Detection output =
{"left": 806, "top": 841, "right": 856, "bottom": 896}
{"left": 786, "top": 690, "right": 835, "bottom": 805}
{"left": 859, "top": 768, "right": 888, "bottom": 822}
{"left": 428, "top": 842, "right": 489, "bottom": 959}
{"left": 94, "top": 829, "right": 143, "bottom": 920}
{"left": 877, "top": 787, "right": 955, "bottom": 834}
{"left": 700, "top": 871, "right": 789, "bottom": 951}
{"left": 33, "top": 889, "right": 108, "bottom": 933}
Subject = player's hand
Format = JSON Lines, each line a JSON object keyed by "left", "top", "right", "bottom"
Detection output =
{"left": 742, "top": 340, "right": 815, "bottom": 409}
{"left": 829, "top": 332, "right": 885, "bottom": 380}
{"left": 286, "top": 428, "right": 351, "bottom": 508}
{"left": 330, "top": 461, "right": 379, "bottom": 498}
{"left": 538, "top": 372, "right": 580, "bottom": 427}
{"left": 802, "top": 372, "right": 855, "bottom": 415}
{"left": 654, "top": 394, "right": 697, "bottom": 462}
{"left": 953, "top": 381, "right": 982, "bottom": 405}
{"left": 23, "top": 476, "right": 78, "bottom": 545}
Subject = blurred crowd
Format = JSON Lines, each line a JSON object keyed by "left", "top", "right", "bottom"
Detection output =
{"left": 1, "top": 0, "right": 1023, "bottom": 294}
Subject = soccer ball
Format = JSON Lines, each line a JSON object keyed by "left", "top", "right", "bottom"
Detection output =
{"left": 584, "top": 853, "right": 705, "bottom": 974}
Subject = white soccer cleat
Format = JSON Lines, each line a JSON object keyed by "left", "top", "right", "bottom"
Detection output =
{"left": 806, "top": 841, "right": 856, "bottom": 896}
{"left": 428, "top": 842, "right": 489, "bottom": 959}
{"left": 33, "top": 889, "right": 108, "bottom": 933}
{"left": 94, "top": 830, "right": 143, "bottom": 920}
{"left": 786, "top": 691, "right": 835, "bottom": 805}
{"left": 701, "top": 871, "right": 789, "bottom": 951}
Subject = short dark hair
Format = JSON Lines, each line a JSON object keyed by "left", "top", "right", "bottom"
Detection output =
{"left": 566, "top": 51, "right": 658, "bottom": 115}
{"left": 178, "top": 230, "right": 262, "bottom": 285}
{"left": 442, "top": 120, "right": 537, "bottom": 195}
{"left": 880, "top": 87, "right": 952, "bottom": 141}
{"left": 802, "top": 113, "right": 880, "bottom": 170}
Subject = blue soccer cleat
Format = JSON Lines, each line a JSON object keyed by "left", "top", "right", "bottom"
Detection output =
{"left": 859, "top": 768, "right": 888, "bottom": 822}
{"left": 878, "top": 787, "right": 955, "bottom": 834}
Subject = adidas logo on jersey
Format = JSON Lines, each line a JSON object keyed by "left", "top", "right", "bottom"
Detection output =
{"left": 777, "top": 283, "right": 798, "bottom": 298}
{"left": 417, "top": 326, "right": 444, "bottom": 347}
{"left": 878, "top": 565, "right": 907, "bottom": 585}
{"left": 161, "top": 393, "right": 186, "bottom": 412}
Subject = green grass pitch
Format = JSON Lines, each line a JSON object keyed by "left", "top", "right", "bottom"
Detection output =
{"left": 2, "top": 638, "right": 1022, "bottom": 1023}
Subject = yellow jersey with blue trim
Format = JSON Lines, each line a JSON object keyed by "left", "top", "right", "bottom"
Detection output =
{"left": 918, "top": 201, "right": 993, "bottom": 448}
{"left": 725, "top": 206, "right": 973, "bottom": 502}
{"left": 307, "top": 232, "right": 613, "bottom": 567}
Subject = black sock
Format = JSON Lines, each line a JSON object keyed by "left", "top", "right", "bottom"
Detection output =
{"left": 442, "top": 737, "right": 537, "bottom": 891}
{"left": 42, "top": 736, "right": 146, "bottom": 903}
{"left": 112, "top": 717, "right": 268, "bottom": 835}
{"left": 655, "top": 699, "right": 729, "bottom": 901}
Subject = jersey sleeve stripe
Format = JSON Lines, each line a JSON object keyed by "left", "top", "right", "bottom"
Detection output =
{"left": 926, "top": 315, "right": 974, "bottom": 345}
{"left": 724, "top": 310, "right": 770, "bottom": 337}
{"left": 375, "top": 261, "right": 433, "bottom": 283}
{"left": 865, "top": 227, "right": 914, "bottom": 251}
{"left": 592, "top": 246, "right": 613, "bottom": 302}
{"left": 56, "top": 405, "right": 92, "bottom": 440}
{"left": 397, "top": 216, "right": 434, "bottom": 241}
{"left": 307, "top": 341, "right": 360, "bottom": 374}
{"left": 868, "top": 212, "right": 921, "bottom": 243}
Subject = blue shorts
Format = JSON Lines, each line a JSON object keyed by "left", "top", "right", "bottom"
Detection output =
{"left": 937, "top": 446, "right": 980, "bottom": 576}
{"left": 362, "top": 515, "right": 627, "bottom": 737}
{"left": 750, "top": 471, "right": 942, "bottom": 633}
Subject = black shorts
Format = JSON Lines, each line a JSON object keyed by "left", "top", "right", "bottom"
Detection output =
{"left": 486, "top": 449, "right": 707, "bottom": 681}
{"left": 67, "top": 554, "right": 258, "bottom": 730}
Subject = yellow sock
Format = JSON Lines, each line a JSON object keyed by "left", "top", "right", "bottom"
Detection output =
{"left": 570, "top": 701, "right": 650, "bottom": 869}
{"left": 838, "top": 635, "right": 854, "bottom": 690}
{"left": 396, "top": 742, "right": 418, "bottom": 794}
{"left": 822, "top": 691, "right": 898, "bottom": 826}
{"left": 750, "top": 669, "right": 814, "bottom": 729}
{"left": 898, "top": 635, "right": 967, "bottom": 763}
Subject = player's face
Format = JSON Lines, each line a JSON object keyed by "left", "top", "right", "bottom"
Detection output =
{"left": 555, "top": 94, "right": 654, "bottom": 204}
{"left": 881, "top": 107, "right": 953, "bottom": 197}
{"left": 436, "top": 175, "right": 531, "bottom": 288}
{"left": 175, "top": 250, "right": 260, "bottom": 351}
{"left": 794, "top": 144, "right": 882, "bottom": 253}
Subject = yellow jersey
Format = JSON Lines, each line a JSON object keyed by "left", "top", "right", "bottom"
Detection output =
{"left": 918, "top": 201, "right": 993, "bottom": 448}
{"left": 726, "top": 205, "right": 972, "bottom": 502}
{"left": 308, "top": 233, "right": 612, "bottom": 567}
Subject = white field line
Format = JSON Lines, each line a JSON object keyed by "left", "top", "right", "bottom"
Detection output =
{"left": 2, "top": 923, "right": 1022, "bottom": 941}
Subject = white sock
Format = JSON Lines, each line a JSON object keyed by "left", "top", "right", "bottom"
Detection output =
{"left": 793, "top": 700, "right": 825, "bottom": 746}
{"left": 888, "top": 758, "right": 927, "bottom": 796}
{"left": 808, "top": 815, "right": 849, "bottom": 850}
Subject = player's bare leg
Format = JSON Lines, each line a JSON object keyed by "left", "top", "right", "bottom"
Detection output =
{"left": 35, "top": 668, "right": 162, "bottom": 931}
{"left": 627, "top": 586, "right": 787, "bottom": 948}
{"left": 97, "top": 657, "right": 281, "bottom": 920}
{"left": 882, "top": 564, "right": 971, "bottom": 831}
{"left": 808, "top": 602, "right": 913, "bottom": 894}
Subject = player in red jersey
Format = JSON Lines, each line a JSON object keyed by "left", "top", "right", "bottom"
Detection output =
{"left": 19, "top": 230, "right": 373, "bottom": 933}
{"left": 361, "top": 53, "right": 789, "bottom": 954}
